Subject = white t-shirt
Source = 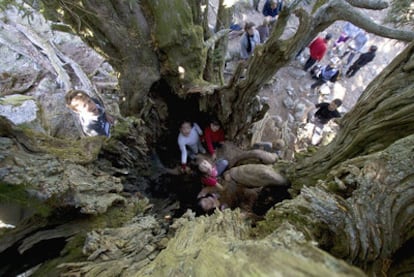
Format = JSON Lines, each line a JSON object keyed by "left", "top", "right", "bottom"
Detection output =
{"left": 178, "top": 123, "right": 203, "bottom": 164}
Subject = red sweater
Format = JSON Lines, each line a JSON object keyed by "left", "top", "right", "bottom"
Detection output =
{"left": 309, "top": 37, "right": 328, "bottom": 61}
{"left": 204, "top": 126, "right": 225, "bottom": 155}
{"left": 201, "top": 166, "right": 218, "bottom": 186}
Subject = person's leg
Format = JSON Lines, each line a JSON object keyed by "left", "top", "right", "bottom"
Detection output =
{"left": 215, "top": 159, "right": 229, "bottom": 176}
{"left": 187, "top": 144, "right": 198, "bottom": 160}
{"left": 304, "top": 57, "right": 316, "bottom": 71}
{"left": 346, "top": 65, "right": 359, "bottom": 77}
{"left": 346, "top": 51, "right": 356, "bottom": 65}
{"left": 311, "top": 78, "right": 325, "bottom": 89}
{"left": 197, "top": 139, "right": 206, "bottom": 154}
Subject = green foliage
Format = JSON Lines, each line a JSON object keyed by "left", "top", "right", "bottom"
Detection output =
{"left": 386, "top": 0, "right": 414, "bottom": 28}
{"left": 0, "top": 183, "right": 52, "bottom": 217}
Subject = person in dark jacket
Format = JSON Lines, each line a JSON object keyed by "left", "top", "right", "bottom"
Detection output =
{"left": 346, "top": 45, "right": 377, "bottom": 77}
{"left": 314, "top": 99, "right": 342, "bottom": 125}
{"left": 262, "top": 0, "right": 283, "bottom": 19}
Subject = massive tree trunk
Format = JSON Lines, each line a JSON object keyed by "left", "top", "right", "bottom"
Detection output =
{"left": 35, "top": 0, "right": 414, "bottom": 142}
{"left": 292, "top": 41, "right": 414, "bottom": 189}
{"left": 41, "top": 0, "right": 160, "bottom": 119}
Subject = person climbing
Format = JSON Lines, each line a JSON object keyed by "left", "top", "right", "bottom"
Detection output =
{"left": 65, "top": 89, "right": 114, "bottom": 137}
{"left": 240, "top": 22, "right": 261, "bottom": 60}
{"left": 178, "top": 120, "right": 206, "bottom": 173}
{"left": 203, "top": 117, "right": 225, "bottom": 160}
{"left": 303, "top": 33, "right": 332, "bottom": 71}
{"left": 346, "top": 45, "right": 377, "bottom": 78}
{"left": 341, "top": 30, "right": 368, "bottom": 65}
{"left": 256, "top": 17, "right": 270, "bottom": 43}
{"left": 197, "top": 179, "right": 259, "bottom": 215}
{"left": 198, "top": 158, "right": 229, "bottom": 190}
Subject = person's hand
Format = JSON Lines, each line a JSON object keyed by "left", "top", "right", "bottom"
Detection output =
{"left": 211, "top": 153, "right": 217, "bottom": 161}
{"left": 106, "top": 114, "right": 115, "bottom": 124}
{"left": 180, "top": 165, "right": 191, "bottom": 174}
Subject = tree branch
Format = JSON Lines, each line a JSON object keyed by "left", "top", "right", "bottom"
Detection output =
{"left": 330, "top": 0, "right": 414, "bottom": 41}
{"left": 346, "top": 0, "right": 389, "bottom": 10}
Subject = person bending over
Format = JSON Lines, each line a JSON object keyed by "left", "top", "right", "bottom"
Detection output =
{"left": 178, "top": 120, "right": 206, "bottom": 173}
{"left": 65, "top": 89, "right": 114, "bottom": 137}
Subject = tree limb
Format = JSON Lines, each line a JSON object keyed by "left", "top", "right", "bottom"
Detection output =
{"left": 346, "top": 0, "right": 389, "bottom": 10}
{"left": 328, "top": 0, "right": 414, "bottom": 41}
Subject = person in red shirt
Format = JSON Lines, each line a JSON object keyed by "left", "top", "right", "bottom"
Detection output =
{"left": 303, "top": 33, "right": 332, "bottom": 71}
{"left": 203, "top": 118, "right": 225, "bottom": 160}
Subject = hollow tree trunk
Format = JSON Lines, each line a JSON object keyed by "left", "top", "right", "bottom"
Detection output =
{"left": 41, "top": 0, "right": 160, "bottom": 119}
{"left": 292, "top": 41, "right": 414, "bottom": 189}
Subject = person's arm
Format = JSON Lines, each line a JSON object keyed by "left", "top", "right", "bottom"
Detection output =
{"left": 178, "top": 137, "right": 188, "bottom": 170}
{"left": 201, "top": 175, "right": 218, "bottom": 186}
{"left": 193, "top": 122, "right": 203, "bottom": 136}
{"left": 253, "top": 30, "right": 261, "bottom": 45}
{"left": 197, "top": 186, "right": 219, "bottom": 199}
{"left": 240, "top": 35, "right": 249, "bottom": 60}
{"left": 204, "top": 128, "right": 215, "bottom": 155}
{"left": 331, "top": 70, "right": 340, "bottom": 82}
{"left": 105, "top": 113, "right": 115, "bottom": 124}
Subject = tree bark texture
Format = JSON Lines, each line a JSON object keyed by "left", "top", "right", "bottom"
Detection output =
{"left": 259, "top": 133, "right": 414, "bottom": 275}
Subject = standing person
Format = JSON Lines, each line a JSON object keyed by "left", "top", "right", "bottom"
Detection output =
{"left": 256, "top": 18, "right": 270, "bottom": 43}
{"left": 346, "top": 45, "right": 377, "bottom": 77}
{"left": 262, "top": 0, "right": 283, "bottom": 20}
{"left": 203, "top": 117, "right": 225, "bottom": 160}
{"left": 240, "top": 22, "right": 261, "bottom": 60}
{"left": 65, "top": 89, "right": 114, "bottom": 137}
{"left": 303, "top": 33, "right": 332, "bottom": 71}
{"left": 310, "top": 99, "right": 342, "bottom": 145}
{"left": 178, "top": 120, "right": 206, "bottom": 173}
{"left": 333, "top": 22, "right": 361, "bottom": 47}
{"left": 314, "top": 99, "right": 342, "bottom": 125}
{"left": 341, "top": 30, "right": 368, "bottom": 65}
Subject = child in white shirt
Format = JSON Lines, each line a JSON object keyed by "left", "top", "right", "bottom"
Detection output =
{"left": 178, "top": 120, "right": 206, "bottom": 173}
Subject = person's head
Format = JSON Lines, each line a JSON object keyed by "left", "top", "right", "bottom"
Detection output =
{"left": 324, "top": 33, "right": 332, "bottom": 41}
{"left": 198, "top": 194, "right": 220, "bottom": 212}
{"left": 179, "top": 120, "right": 193, "bottom": 137}
{"left": 369, "top": 45, "right": 378, "bottom": 52}
{"left": 209, "top": 117, "right": 222, "bottom": 132}
{"left": 328, "top": 99, "right": 342, "bottom": 111}
{"left": 244, "top": 22, "right": 255, "bottom": 35}
{"left": 198, "top": 159, "right": 213, "bottom": 175}
{"left": 65, "top": 90, "right": 99, "bottom": 115}
{"left": 262, "top": 17, "right": 270, "bottom": 26}
{"left": 270, "top": 0, "right": 278, "bottom": 9}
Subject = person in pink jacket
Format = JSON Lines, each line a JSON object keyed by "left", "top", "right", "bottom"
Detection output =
{"left": 198, "top": 159, "right": 229, "bottom": 190}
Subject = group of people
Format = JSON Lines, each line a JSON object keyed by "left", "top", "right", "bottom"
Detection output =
{"left": 303, "top": 22, "right": 377, "bottom": 85}
{"left": 239, "top": 0, "right": 283, "bottom": 60}
{"left": 177, "top": 117, "right": 259, "bottom": 214}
